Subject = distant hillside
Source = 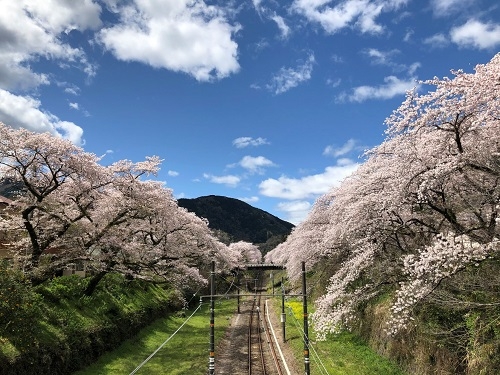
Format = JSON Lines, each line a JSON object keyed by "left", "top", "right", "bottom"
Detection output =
{"left": 0, "top": 178, "right": 25, "bottom": 199}
{"left": 177, "top": 195, "right": 294, "bottom": 253}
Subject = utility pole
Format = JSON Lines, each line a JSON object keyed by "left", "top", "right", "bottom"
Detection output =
{"left": 208, "top": 261, "right": 215, "bottom": 375}
{"left": 302, "top": 261, "right": 310, "bottom": 375}
{"left": 281, "top": 277, "right": 286, "bottom": 343}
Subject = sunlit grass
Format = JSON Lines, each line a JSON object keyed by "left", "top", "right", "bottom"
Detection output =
{"left": 74, "top": 298, "right": 236, "bottom": 375}
{"left": 280, "top": 299, "right": 406, "bottom": 375}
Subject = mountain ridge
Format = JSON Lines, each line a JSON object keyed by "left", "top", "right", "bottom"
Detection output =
{"left": 177, "top": 195, "right": 294, "bottom": 253}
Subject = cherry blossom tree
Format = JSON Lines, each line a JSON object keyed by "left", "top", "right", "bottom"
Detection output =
{"left": 266, "top": 53, "right": 500, "bottom": 342}
{"left": 0, "top": 122, "right": 238, "bottom": 292}
{"left": 228, "top": 241, "right": 262, "bottom": 264}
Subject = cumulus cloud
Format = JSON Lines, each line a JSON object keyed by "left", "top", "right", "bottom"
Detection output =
{"left": 233, "top": 137, "right": 270, "bottom": 148}
{"left": 277, "top": 200, "right": 312, "bottom": 224}
{"left": 267, "top": 53, "right": 315, "bottom": 94}
{"left": 292, "top": 0, "right": 409, "bottom": 35}
{"left": 259, "top": 159, "right": 359, "bottom": 200}
{"left": 0, "top": 89, "right": 84, "bottom": 145}
{"left": 450, "top": 19, "right": 500, "bottom": 49}
{"left": 98, "top": 1, "right": 240, "bottom": 81}
{"left": 203, "top": 173, "right": 241, "bottom": 187}
{"left": 168, "top": 170, "right": 179, "bottom": 177}
{"left": 0, "top": 0, "right": 100, "bottom": 91}
{"left": 239, "top": 156, "right": 276, "bottom": 174}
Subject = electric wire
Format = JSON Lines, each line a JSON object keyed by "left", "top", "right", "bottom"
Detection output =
{"left": 286, "top": 305, "right": 331, "bottom": 375}
{"left": 128, "top": 302, "right": 204, "bottom": 375}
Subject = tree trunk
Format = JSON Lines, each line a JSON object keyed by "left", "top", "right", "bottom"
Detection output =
{"left": 84, "top": 271, "right": 108, "bottom": 296}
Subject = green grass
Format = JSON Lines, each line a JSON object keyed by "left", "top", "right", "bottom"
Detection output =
{"left": 74, "top": 298, "right": 237, "bottom": 375}
{"left": 281, "top": 299, "right": 406, "bottom": 375}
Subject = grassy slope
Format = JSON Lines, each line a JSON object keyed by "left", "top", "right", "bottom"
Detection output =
{"left": 0, "top": 272, "right": 180, "bottom": 374}
{"left": 74, "top": 297, "right": 404, "bottom": 375}
{"left": 281, "top": 300, "right": 405, "bottom": 375}
{"left": 74, "top": 299, "right": 236, "bottom": 375}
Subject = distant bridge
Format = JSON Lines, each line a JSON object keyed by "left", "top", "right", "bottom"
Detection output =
{"left": 245, "top": 263, "right": 285, "bottom": 270}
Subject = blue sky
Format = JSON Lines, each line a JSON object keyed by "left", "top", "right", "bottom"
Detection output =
{"left": 1, "top": 0, "right": 499, "bottom": 224}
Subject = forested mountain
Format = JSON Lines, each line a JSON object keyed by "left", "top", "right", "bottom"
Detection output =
{"left": 0, "top": 178, "right": 25, "bottom": 199}
{"left": 177, "top": 195, "right": 294, "bottom": 253}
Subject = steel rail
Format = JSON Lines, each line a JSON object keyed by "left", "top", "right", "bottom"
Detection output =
{"left": 262, "top": 301, "right": 285, "bottom": 375}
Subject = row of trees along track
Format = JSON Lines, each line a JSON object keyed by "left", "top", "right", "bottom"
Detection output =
{"left": 247, "top": 270, "right": 284, "bottom": 375}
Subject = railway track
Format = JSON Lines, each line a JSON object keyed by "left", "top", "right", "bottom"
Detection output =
{"left": 247, "top": 274, "right": 285, "bottom": 375}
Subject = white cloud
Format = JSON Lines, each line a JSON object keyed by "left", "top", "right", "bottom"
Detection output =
{"left": 277, "top": 200, "right": 312, "bottom": 224}
{"left": 430, "top": 0, "right": 476, "bottom": 17}
{"left": 363, "top": 49, "right": 420, "bottom": 75}
{"left": 168, "top": 170, "right": 179, "bottom": 177}
{"left": 424, "top": 33, "right": 450, "bottom": 48}
{"left": 203, "top": 173, "right": 241, "bottom": 187}
{"left": 239, "top": 156, "right": 276, "bottom": 174}
{"left": 239, "top": 196, "right": 259, "bottom": 203}
{"left": 364, "top": 48, "right": 399, "bottom": 66}
{"left": 0, "top": 89, "right": 84, "bottom": 145}
{"left": 0, "top": 0, "right": 100, "bottom": 91}
{"left": 341, "top": 75, "right": 417, "bottom": 102}
{"left": 323, "top": 139, "right": 358, "bottom": 157}
{"left": 98, "top": 1, "right": 240, "bottom": 81}
{"left": 267, "top": 54, "right": 315, "bottom": 94}
{"left": 326, "top": 78, "right": 342, "bottom": 88}
{"left": 259, "top": 160, "right": 359, "bottom": 200}
{"left": 450, "top": 19, "right": 500, "bottom": 50}
{"left": 69, "top": 102, "right": 79, "bottom": 110}
{"left": 271, "top": 14, "right": 291, "bottom": 39}
{"left": 292, "top": 0, "right": 409, "bottom": 35}
{"left": 232, "top": 137, "right": 270, "bottom": 148}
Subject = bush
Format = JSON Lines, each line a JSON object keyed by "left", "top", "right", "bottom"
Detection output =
{"left": 0, "top": 261, "right": 41, "bottom": 347}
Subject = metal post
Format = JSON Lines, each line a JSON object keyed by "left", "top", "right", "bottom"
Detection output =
{"left": 281, "top": 277, "right": 286, "bottom": 343}
{"left": 302, "top": 261, "right": 310, "bottom": 375}
{"left": 208, "top": 260, "right": 215, "bottom": 375}
{"left": 237, "top": 286, "right": 240, "bottom": 314}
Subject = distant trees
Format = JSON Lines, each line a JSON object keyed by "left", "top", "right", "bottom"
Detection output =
{"left": 266, "top": 53, "right": 500, "bottom": 342}
{"left": 0, "top": 122, "right": 238, "bottom": 293}
{"left": 228, "top": 241, "right": 262, "bottom": 264}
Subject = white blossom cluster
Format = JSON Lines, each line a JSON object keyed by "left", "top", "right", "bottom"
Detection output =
{"left": 387, "top": 233, "right": 498, "bottom": 335}
{"left": 311, "top": 243, "right": 376, "bottom": 338}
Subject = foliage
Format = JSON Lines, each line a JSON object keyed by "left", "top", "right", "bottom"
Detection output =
{"left": 0, "top": 273, "right": 179, "bottom": 375}
{"left": 0, "top": 261, "right": 40, "bottom": 347}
